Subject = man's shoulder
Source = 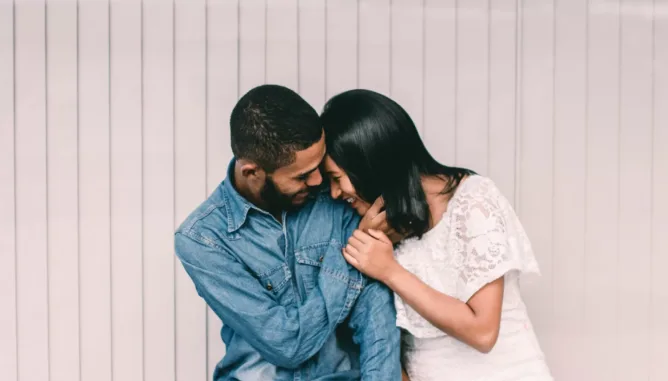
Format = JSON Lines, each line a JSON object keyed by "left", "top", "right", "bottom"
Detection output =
{"left": 288, "top": 188, "right": 360, "bottom": 248}
{"left": 293, "top": 188, "right": 359, "bottom": 228}
{"left": 175, "top": 184, "right": 230, "bottom": 239}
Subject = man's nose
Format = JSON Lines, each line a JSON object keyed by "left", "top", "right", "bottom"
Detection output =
{"left": 306, "top": 169, "right": 323, "bottom": 187}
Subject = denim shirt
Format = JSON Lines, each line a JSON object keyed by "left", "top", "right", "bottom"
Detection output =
{"left": 174, "top": 160, "right": 401, "bottom": 381}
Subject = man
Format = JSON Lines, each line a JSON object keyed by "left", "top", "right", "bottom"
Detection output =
{"left": 174, "top": 84, "right": 401, "bottom": 380}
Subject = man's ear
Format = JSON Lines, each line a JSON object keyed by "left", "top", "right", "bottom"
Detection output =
{"left": 238, "top": 159, "right": 265, "bottom": 180}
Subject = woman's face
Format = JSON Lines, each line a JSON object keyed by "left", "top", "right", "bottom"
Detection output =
{"left": 322, "top": 155, "right": 372, "bottom": 216}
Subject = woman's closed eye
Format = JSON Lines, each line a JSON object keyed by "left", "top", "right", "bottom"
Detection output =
{"left": 325, "top": 172, "right": 341, "bottom": 182}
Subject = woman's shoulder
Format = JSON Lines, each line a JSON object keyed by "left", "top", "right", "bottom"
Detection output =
{"left": 446, "top": 175, "right": 521, "bottom": 232}
{"left": 451, "top": 175, "right": 505, "bottom": 205}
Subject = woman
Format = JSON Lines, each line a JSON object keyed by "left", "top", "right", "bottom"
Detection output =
{"left": 320, "top": 89, "right": 552, "bottom": 381}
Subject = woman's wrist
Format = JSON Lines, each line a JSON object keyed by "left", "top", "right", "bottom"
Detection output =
{"left": 382, "top": 262, "right": 407, "bottom": 289}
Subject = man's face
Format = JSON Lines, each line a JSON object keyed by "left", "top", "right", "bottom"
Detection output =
{"left": 261, "top": 132, "right": 326, "bottom": 211}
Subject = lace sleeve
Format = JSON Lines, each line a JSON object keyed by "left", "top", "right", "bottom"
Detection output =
{"left": 451, "top": 178, "right": 540, "bottom": 302}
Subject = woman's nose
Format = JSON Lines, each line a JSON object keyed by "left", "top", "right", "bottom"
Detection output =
{"left": 330, "top": 182, "right": 342, "bottom": 199}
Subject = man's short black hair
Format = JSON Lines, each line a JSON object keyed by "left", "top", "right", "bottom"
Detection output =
{"left": 230, "top": 84, "right": 322, "bottom": 172}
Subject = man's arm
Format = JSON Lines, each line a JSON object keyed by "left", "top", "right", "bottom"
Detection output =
{"left": 175, "top": 231, "right": 350, "bottom": 369}
{"left": 348, "top": 280, "right": 402, "bottom": 380}
{"left": 342, "top": 206, "right": 402, "bottom": 380}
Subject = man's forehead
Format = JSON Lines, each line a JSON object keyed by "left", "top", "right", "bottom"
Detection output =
{"left": 277, "top": 134, "right": 326, "bottom": 175}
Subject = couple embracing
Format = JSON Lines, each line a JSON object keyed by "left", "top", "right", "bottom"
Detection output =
{"left": 175, "top": 84, "right": 552, "bottom": 381}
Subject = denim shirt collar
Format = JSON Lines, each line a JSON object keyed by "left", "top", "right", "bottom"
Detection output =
{"left": 222, "top": 159, "right": 256, "bottom": 233}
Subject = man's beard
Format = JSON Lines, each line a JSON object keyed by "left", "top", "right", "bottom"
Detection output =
{"left": 260, "top": 176, "right": 317, "bottom": 212}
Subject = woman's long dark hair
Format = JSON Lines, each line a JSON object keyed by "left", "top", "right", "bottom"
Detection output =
{"left": 321, "top": 89, "right": 476, "bottom": 239}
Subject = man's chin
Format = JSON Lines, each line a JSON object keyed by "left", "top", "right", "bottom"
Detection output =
{"left": 290, "top": 190, "right": 318, "bottom": 207}
{"left": 291, "top": 193, "right": 309, "bottom": 205}
{"left": 290, "top": 200, "right": 306, "bottom": 209}
{"left": 281, "top": 199, "right": 306, "bottom": 212}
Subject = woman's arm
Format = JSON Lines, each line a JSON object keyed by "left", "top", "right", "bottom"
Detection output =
{"left": 343, "top": 229, "right": 504, "bottom": 353}
{"left": 385, "top": 263, "right": 504, "bottom": 353}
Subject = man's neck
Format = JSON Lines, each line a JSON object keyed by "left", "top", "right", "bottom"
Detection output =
{"left": 232, "top": 163, "right": 283, "bottom": 222}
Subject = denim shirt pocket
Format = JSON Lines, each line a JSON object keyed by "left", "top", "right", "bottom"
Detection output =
{"left": 294, "top": 240, "right": 349, "bottom": 297}
{"left": 294, "top": 242, "right": 327, "bottom": 296}
{"left": 256, "top": 263, "right": 295, "bottom": 306}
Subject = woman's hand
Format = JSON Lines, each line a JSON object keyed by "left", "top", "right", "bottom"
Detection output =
{"left": 342, "top": 229, "right": 403, "bottom": 283}
{"left": 357, "top": 197, "right": 404, "bottom": 244}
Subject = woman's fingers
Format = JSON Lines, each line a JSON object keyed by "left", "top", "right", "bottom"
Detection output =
{"left": 348, "top": 235, "right": 366, "bottom": 250}
{"left": 352, "top": 229, "right": 373, "bottom": 244}
{"left": 342, "top": 248, "right": 360, "bottom": 269}
{"left": 367, "top": 229, "right": 392, "bottom": 244}
{"left": 344, "top": 243, "right": 361, "bottom": 257}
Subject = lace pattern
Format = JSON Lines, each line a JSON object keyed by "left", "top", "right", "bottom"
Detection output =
{"left": 394, "top": 176, "right": 540, "bottom": 338}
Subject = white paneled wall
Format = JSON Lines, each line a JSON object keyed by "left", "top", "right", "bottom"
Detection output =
{"left": 1, "top": 0, "right": 667, "bottom": 380}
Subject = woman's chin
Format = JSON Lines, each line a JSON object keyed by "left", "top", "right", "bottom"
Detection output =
{"left": 353, "top": 202, "right": 370, "bottom": 216}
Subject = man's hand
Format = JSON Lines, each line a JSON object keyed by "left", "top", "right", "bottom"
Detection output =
{"left": 357, "top": 197, "right": 403, "bottom": 244}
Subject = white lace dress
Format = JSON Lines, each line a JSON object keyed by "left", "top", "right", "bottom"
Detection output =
{"left": 395, "top": 176, "right": 553, "bottom": 381}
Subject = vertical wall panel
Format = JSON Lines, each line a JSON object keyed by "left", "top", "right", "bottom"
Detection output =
{"left": 239, "top": 0, "right": 266, "bottom": 94}
{"left": 584, "top": 1, "right": 620, "bottom": 379}
{"left": 79, "top": 1, "right": 112, "bottom": 380}
{"left": 14, "top": 2, "right": 50, "bottom": 381}
{"left": 517, "top": 0, "right": 555, "bottom": 366}
{"left": 298, "top": 0, "right": 326, "bottom": 111}
{"left": 390, "top": 0, "right": 423, "bottom": 132}
{"left": 358, "top": 0, "right": 390, "bottom": 96}
{"left": 454, "top": 0, "right": 489, "bottom": 172}
{"left": 325, "top": 0, "right": 357, "bottom": 98}
{"left": 142, "top": 1, "right": 175, "bottom": 380}
{"left": 552, "top": 0, "right": 587, "bottom": 378}
{"left": 0, "top": 1, "right": 17, "bottom": 380}
{"left": 651, "top": 2, "right": 668, "bottom": 380}
{"left": 4, "top": 2, "right": 668, "bottom": 380}
{"left": 618, "top": 1, "right": 653, "bottom": 379}
{"left": 423, "top": 0, "right": 456, "bottom": 166}
{"left": 174, "top": 1, "right": 208, "bottom": 381}
{"left": 266, "top": 0, "right": 298, "bottom": 90}
{"left": 206, "top": 0, "right": 239, "bottom": 375}
{"left": 487, "top": 0, "right": 516, "bottom": 202}
{"left": 46, "top": 1, "right": 80, "bottom": 380}
{"left": 110, "top": 1, "right": 144, "bottom": 380}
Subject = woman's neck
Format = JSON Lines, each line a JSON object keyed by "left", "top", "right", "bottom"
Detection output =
{"left": 421, "top": 174, "right": 466, "bottom": 229}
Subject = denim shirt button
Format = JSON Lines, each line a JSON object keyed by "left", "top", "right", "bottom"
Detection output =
{"left": 319, "top": 256, "right": 324, "bottom": 262}
{"left": 266, "top": 282, "right": 273, "bottom": 291}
